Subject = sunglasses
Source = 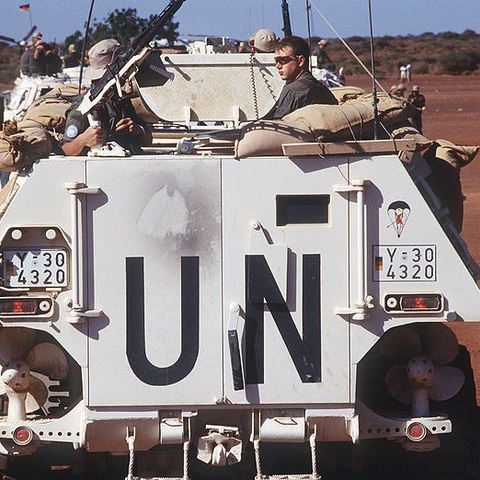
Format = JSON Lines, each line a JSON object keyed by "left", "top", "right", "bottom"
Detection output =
{"left": 274, "top": 55, "right": 299, "bottom": 65}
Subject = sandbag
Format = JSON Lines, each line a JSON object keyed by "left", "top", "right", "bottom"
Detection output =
{"left": 389, "top": 125, "right": 432, "bottom": 150}
{"left": 0, "top": 127, "right": 52, "bottom": 172}
{"left": 18, "top": 83, "right": 83, "bottom": 135}
{"left": 0, "top": 83, "right": 82, "bottom": 172}
{"left": 235, "top": 120, "right": 315, "bottom": 158}
{"left": 283, "top": 92, "right": 417, "bottom": 142}
{"left": 433, "top": 139, "right": 479, "bottom": 170}
{"left": 388, "top": 124, "right": 433, "bottom": 163}
{"left": 421, "top": 139, "right": 478, "bottom": 233}
{"left": 330, "top": 85, "right": 366, "bottom": 103}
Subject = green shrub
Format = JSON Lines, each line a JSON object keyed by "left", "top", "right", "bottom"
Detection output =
{"left": 415, "top": 63, "right": 429, "bottom": 74}
{"left": 440, "top": 51, "right": 480, "bottom": 74}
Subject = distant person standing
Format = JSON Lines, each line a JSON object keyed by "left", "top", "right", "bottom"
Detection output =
{"left": 63, "top": 44, "right": 81, "bottom": 68}
{"left": 389, "top": 84, "right": 398, "bottom": 95}
{"left": 406, "top": 63, "right": 412, "bottom": 82}
{"left": 314, "top": 39, "right": 336, "bottom": 72}
{"left": 399, "top": 64, "right": 407, "bottom": 82}
{"left": 29, "top": 32, "right": 45, "bottom": 75}
{"left": 19, "top": 42, "right": 34, "bottom": 76}
{"left": 45, "top": 46, "right": 63, "bottom": 75}
{"left": 408, "top": 85, "right": 426, "bottom": 133}
{"left": 30, "top": 40, "right": 48, "bottom": 75}
{"left": 395, "top": 84, "right": 407, "bottom": 98}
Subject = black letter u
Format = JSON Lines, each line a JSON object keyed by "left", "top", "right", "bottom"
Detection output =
{"left": 126, "top": 256, "right": 199, "bottom": 385}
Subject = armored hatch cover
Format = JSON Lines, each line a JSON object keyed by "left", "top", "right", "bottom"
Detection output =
{"left": 135, "top": 52, "right": 284, "bottom": 126}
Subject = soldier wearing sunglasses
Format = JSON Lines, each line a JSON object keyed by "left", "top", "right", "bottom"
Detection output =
{"left": 265, "top": 36, "right": 338, "bottom": 119}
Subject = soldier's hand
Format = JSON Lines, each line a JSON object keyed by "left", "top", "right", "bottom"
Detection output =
{"left": 83, "top": 125, "right": 107, "bottom": 147}
{"left": 115, "top": 117, "right": 144, "bottom": 136}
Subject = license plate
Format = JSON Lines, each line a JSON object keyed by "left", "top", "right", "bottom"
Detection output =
{"left": 3, "top": 248, "right": 68, "bottom": 287}
{"left": 372, "top": 245, "right": 437, "bottom": 282}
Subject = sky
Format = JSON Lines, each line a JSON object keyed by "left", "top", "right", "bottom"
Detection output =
{"left": 1, "top": 0, "right": 479, "bottom": 46}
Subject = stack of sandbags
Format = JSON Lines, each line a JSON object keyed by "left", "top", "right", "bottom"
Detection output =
{"left": 234, "top": 92, "right": 428, "bottom": 158}
{"left": 283, "top": 92, "right": 418, "bottom": 141}
{"left": 0, "top": 83, "right": 82, "bottom": 172}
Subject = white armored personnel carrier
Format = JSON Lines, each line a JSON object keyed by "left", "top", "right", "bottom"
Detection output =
{"left": 0, "top": 1, "right": 479, "bottom": 479}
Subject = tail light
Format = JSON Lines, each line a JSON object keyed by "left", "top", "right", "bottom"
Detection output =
{"left": 384, "top": 293, "right": 443, "bottom": 314}
{"left": 406, "top": 422, "right": 427, "bottom": 442}
{"left": 13, "top": 426, "right": 34, "bottom": 445}
{"left": 0, "top": 297, "right": 53, "bottom": 316}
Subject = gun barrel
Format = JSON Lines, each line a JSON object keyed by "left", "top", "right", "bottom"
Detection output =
{"left": 85, "top": 0, "right": 186, "bottom": 112}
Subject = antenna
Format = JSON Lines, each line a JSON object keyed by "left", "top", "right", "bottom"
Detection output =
{"left": 368, "top": 0, "right": 379, "bottom": 139}
{"left": 305, "top": 0, "right": 312, "bottom": 53}
{"left": 281, "top": 0, "right": 292, "bottom": 38}
{"left": 78, "top": 0, "right": 96, "bottom": 94}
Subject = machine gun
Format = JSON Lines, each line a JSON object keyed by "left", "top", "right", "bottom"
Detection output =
{"left": 79, "top": 0, "right": 186, "bottom": 116}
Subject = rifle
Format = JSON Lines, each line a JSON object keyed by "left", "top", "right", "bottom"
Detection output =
{"left": 79, "top": 0, "right": 186, "bottom": 115}
{"left": 281, "top": 0, "right": 292, "bottom": 38}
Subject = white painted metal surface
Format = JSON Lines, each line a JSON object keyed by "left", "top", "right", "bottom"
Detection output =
{"left": 137, "top": 53, "right": 284, "bottom": 124}
{"left": 0, "top": 147, "right": 478, "bottom": 475}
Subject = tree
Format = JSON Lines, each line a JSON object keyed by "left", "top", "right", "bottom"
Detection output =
{"left": 146, "top": 14, "right": 180, "bottom": 45}
{"left": 65, "top": 7, "right": 180, "bottom": 51}
{"left": 90, "top": 8, "right": 148, "bottom": 46}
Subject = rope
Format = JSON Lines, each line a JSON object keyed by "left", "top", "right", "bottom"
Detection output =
{"left": 254, "top": 438, "right": 263, "bottom": 479}
{"left": 126, "top": 433, "right": 135, "bottom": 480}
{"left": 183, "top": 440, "right": 190, "bottom": 480}
{"left": 330, "top": 96, "right": 401, "bottom": 143}
{"left": 309, "top": 432, "right": 319, "bottom": 479}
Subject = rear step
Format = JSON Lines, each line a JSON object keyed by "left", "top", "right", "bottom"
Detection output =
{"left": 125, "top": 428, "right": 190, "bottom": 480}
{"left": 125, "top": 432, "right": 322, "bottom": 480}
{"left": 127, "top": 477, "right": 186, "bottom": 480}
{"left": 257, "top": 476, "right": 321, "bottom": 479}
{"left": 253, "top": 437, "right": 320, "bottom": 480}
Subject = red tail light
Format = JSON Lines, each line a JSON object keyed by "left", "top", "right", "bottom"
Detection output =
{"left": 13, "top": 426, "right": 34, "bottom": 445}
{"left": 406, "top": 422, "right": 427, "bottom": 442}
{"left": 384, "top": 293, "right": 443, "bottom": 313}
{"left": 0, "top": 297, "right": 52, "bottom": 316}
